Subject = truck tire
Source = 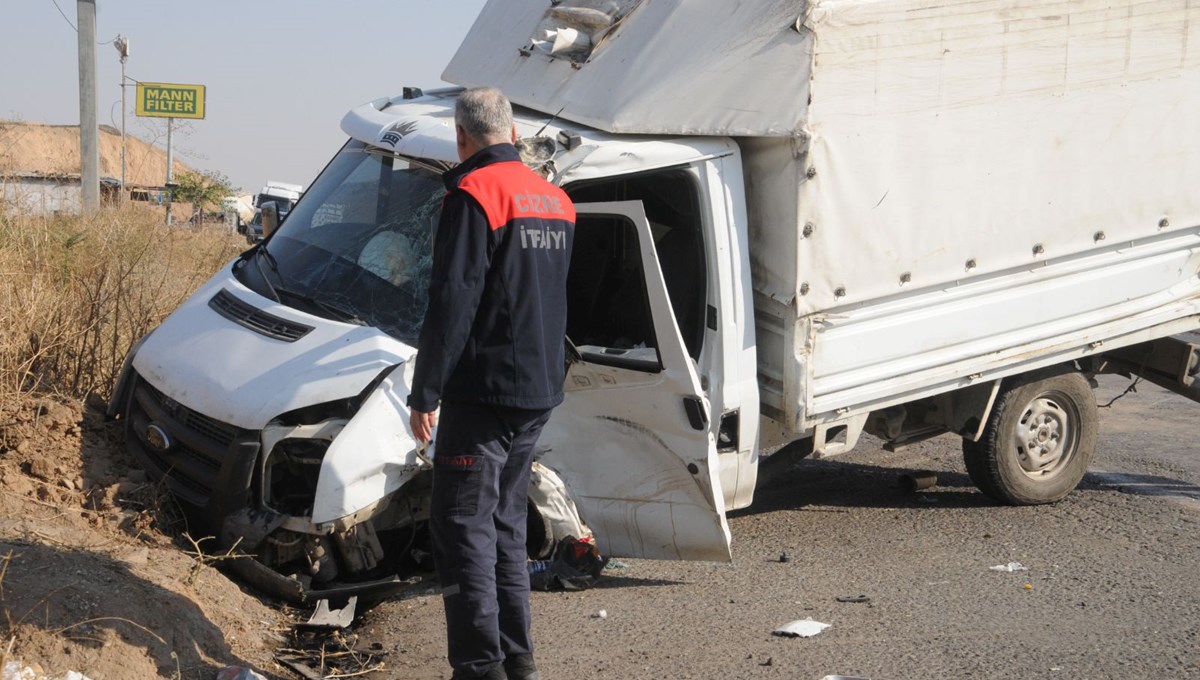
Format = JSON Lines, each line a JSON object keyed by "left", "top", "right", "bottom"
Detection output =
{"left": 962, "top": 369, "right": 1097, "bottom": 505}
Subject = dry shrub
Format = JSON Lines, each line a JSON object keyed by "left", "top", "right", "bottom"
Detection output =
{"left": 0, "top": 204, "right": 242, "bottom": 403}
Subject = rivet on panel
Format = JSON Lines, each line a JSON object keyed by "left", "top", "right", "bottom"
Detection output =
{"left": 834, "top": 286, "right": 847, "bottom": 299}
{"left": 800, "top": 282, "right": 810, "bottom": 296}
{"left": 806, "top": 167, "right": 818, "bottom": 179}
{"left": 899, "top": 272, "right": 912, "bottom": 286}
{"left": 965, "top": 258, "right": 977, "bottom": 271}
{"left": 802, "top": 222, "right": 815, "bottom": 238}
{"left": 1094, "top": 231, "right": 1106, "bottom": 242}
{"left": 1159, "top": 218, "right": 1170, "bottom": 229}
{"left": 1032, "top": 244, "right": 1045, "bottom": 256}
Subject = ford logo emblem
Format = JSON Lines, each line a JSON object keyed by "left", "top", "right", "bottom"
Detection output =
{"left": 145, "top": 423, "right": 173, "bottom": 452}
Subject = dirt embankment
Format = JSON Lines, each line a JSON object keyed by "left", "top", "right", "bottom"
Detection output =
{"left": 0, "top": 122, "right": 191, "bottom": 186}
{"left": 0, "top": 395, "right": 288, "bottom": 679}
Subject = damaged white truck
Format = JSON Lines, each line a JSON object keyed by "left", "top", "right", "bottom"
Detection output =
{"left": 110, "top": 0, "right": 1200, "bottom": 602}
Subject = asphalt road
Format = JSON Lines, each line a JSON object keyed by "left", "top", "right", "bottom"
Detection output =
{"left": 361, "top": 375, "right": 1200, "bottom": 679}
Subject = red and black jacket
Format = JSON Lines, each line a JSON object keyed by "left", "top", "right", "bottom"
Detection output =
{"left": 408, "top": 144, "right": 575, "bottom": 413}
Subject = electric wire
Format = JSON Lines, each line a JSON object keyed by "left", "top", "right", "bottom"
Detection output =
{"left": 47, "top": 0, "right": 76, "bottom": 31}
{"left": 47, "top": 0, "right": 121, "bottom": 45}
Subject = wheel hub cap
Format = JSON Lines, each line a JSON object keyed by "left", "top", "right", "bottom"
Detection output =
{"left": 1014, "top": 394, "right": 1079, "bottom": 478}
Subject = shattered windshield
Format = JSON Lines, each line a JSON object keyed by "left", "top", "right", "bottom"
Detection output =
{"left": 249, "top": 141, "right": 444, "bottom": 346}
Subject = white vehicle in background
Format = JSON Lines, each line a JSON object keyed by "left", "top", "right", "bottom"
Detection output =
{"left": 256, "top": 181, "right": 303, "bottom": 213}
{"left": 223, "top": 195, "right": 255, "bottom": 234}
{"left": 111, "top": 0, "right": 1200, "bottom": 602}
{"left": 246, "top": 181, "right": 304, "bottom": 243}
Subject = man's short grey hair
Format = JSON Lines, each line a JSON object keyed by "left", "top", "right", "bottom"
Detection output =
{"left": 455, "top": 87, "right": 514, "bottom": 143}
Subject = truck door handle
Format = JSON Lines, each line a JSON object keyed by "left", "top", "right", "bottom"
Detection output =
{"left": 683, "top": 396, "right": 708, "bottom": 431}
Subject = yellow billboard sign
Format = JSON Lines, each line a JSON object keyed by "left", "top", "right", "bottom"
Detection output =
{"left": 136, "top": 82, "right": 206, "bottom": 119}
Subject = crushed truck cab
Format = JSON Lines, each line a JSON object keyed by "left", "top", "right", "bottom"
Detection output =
{"left": 114, "top": 92, "right": 758, "bottom": 599}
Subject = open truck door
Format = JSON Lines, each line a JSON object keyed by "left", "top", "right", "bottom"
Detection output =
{"left": 536, "top": 201, "right": 732, "bottom": 563}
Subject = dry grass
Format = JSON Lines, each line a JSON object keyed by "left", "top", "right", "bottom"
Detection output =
{"left": 0, "top": 203, "right": 243, "bottom": 403}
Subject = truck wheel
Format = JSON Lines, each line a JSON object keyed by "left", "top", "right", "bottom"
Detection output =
{"left": 962, "top": 369, "right": 1097, "bottom": 505}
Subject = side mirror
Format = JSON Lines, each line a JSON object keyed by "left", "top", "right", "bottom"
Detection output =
{"left": 261, "top": 201, "right": 280, "bottom": 238}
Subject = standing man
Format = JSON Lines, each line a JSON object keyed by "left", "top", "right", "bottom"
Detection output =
{"left": 408, "top": 87, "right": 575, "bottom": 680}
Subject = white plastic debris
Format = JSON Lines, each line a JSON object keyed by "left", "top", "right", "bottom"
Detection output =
{"left": 591, "top": 609, "right": 608, "bottom": 619}
{"left": 2, "top": 662, "right": 35, "bottom": 680}
{"left": 772, "top": 618, "right": 831, "bottom": 638}
{"left": 2, "top": 662, "right": 94, "bottom": 680}
{"left": 989, "top": 562, "right": 1029, "bottom": 573}
{"left": 216, "top": 667, "right": 268, "bottom": 680}
{"left": 299, "top": 596, "right": 358, "bottom": 630}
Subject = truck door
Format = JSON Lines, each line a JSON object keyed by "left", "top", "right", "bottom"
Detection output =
{"left": 537, "top": 201, "right": 732, "bottom": 562}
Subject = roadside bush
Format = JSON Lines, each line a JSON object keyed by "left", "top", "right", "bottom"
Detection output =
{"left": 0, "top": 205, "right": 242, "bottom": 403}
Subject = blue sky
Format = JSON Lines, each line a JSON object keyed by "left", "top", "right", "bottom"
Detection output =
{"left": 1, "top": 0, "right": 488, "bottom": 191}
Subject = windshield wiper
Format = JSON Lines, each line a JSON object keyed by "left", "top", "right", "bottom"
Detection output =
{"left": 253, "top": 246, "right": 282, "bottom": 302}
{"left": 275, "top": 286, "right": 366, "bottom": 326}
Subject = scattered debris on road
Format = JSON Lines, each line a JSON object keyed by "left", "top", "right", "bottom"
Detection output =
{"left": 529, "top": 536, "right": 608, "bottom": 591}
{"left": 275, "top": 629, "right": 385, "bottom": 679}
{"left": 990, "top": 562, "right": 1029, "bottom": 572}
{"left": 835, "top": 594, "right": 870, "bottom": 603}
{"left": 898, "top": 471, "right": 938, "bottom": 491}
{"left": 772, "top": 618, "right": 831, "bottom": 638}
{"left": 2, "top": 662, "right": 93, "bottom": 680}
{"left": 216, "top": 667, "right": 267, "bottom": 680}
{"left": 298, "top": 597, "right": 358, "bottom": 630}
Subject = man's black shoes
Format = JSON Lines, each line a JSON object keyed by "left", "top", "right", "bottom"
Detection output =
{"left": 504, "top": 654, "right": 540, "bottom": 680}
{"left": 449, "top": 654, "right": 538, "bottom": 679}
{"left": 451, "top": 664, "right": 507, "bottom": 680}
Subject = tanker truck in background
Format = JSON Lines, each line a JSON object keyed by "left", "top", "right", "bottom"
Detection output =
{"left": 110, "top": 0, "right": 1200, "bottom": 601}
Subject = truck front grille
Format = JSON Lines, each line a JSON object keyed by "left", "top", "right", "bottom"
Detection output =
{"left": 208, "top": 288, "right": 313, "bottom": 342}
{"left": 142, "top": 381, "right": 238, "bottom": 449}
{"left": 126, "top": 374, "right": 250, "bottom": 507}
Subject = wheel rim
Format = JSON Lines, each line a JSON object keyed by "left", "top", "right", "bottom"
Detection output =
{"left": 1012, "top": 390, "right": 1080, "bottom": 479}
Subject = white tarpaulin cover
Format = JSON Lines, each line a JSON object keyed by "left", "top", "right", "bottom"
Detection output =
{"left": 446, "top": 0, "right": 1200, "bottom": 427}
{"left": 444, "top": 0, "right": 814, "bottom": 136}
{"left": 447, "top": 0, "right": 1200, "bottom": 307}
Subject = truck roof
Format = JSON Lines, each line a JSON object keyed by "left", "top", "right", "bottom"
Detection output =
{"left": 339, "top": 89, "right": 737, "bottom": 183}
{"left": 262, "top": 181, "right": 303, "bottom": 194}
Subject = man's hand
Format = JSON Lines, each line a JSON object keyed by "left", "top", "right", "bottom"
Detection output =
{"left": 410, "top": 409, "right": 437, "bottom": 443}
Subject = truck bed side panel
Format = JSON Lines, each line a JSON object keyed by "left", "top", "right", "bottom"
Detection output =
{"left": 750, "top": 0, "right": 1200, "bottom": 430}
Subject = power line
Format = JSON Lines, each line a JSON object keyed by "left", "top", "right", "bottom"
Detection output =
{"left": 48, "top": 0, "right": 117, "bottom": 45}
{"left": 48, "top": 0, "right": 76, "bottom": 32}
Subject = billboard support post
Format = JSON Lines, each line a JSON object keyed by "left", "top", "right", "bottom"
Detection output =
{"left": 165, "top": 118, "right": 174, "bottom": 225}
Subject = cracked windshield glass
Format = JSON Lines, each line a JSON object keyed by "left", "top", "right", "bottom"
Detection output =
{"left": 249, "top": 141, "right": 444, "bottom": 345}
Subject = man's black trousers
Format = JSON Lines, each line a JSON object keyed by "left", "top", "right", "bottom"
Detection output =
{"left": 431, "top": 401, "right": 553, "bottom": 677}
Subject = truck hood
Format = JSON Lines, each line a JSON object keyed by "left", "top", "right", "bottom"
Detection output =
{"left": 132, "top": 264, "right": 414, "bottom": 431}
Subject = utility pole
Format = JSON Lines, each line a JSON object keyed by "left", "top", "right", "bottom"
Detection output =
{"left": 114, "top": 35, "right": 129, "bottom": 201}
{"left": 77, "top": 0, "right": 100, "bottom": 214}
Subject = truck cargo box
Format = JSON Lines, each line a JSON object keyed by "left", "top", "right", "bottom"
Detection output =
{"left": 448, "top": 0, "right": 1200, "bottom": 431}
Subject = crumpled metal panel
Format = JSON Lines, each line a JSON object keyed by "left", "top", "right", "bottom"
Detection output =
{"left": 443, "top": 0, "right": 814, "bottom": 136}
{"left": 132, "top": 270, "right": 414, "bottom": 431}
